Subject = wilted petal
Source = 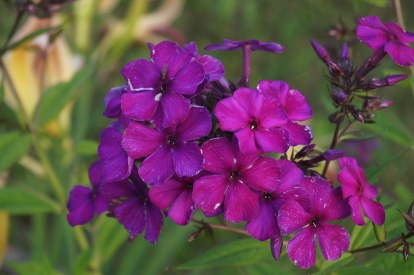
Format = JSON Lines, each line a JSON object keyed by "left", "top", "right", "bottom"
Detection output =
{"left": 286, "top": 226, "right": 316, "bottom": 269}
{"left": 121, "top": 91, "right": 159, "bottom": 121}
{"left": 245, "top": 201, "right": 279, "bottom": 240}
{"left": 361, "top": 196, "right": 385, "bottom": 226}
{"left": 193, "top": 174, "right": 228, "bottom": 213}
{"left": 144, "top": 202, "right": 164, "bottom": 244}
{"left": 168, "top": 189, "right": 196, "bottom": 225}
{"left": 278, "top": 200, "right": 311, "bottom": 235}
{"left": 175, "top": 106, "right": 211, "bottom": 141}
{"left": 159, "top": 91, "right": 190, "bottom": 128}
{"left": 224, "top": 182, "right": 259, "bottom": 222}
{"left": 316, "top": 223, "right": 350, "bottom": 261}
{"left": 139, "top": 145, "right": 174, "bottom": 186}
{"left": 172, "top": 142, "right": 203, "bottom": 177}
{"left": 122, "top": 122, "right": 165, "bottom": 159}
{"left": 121, "top": 59, "right": 159, "bottom": 91}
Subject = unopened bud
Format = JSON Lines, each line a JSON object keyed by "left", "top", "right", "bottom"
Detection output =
{"left": 335, "top": 92, "right": 348, "bottom": 104}
{"left": 310, "top": 39, "right": 330, "bottom": 62}
{"left": 188, "top": 231, "right": 200, "bottom": 242}
{"left": 356, "top": 49, "right": 387, "bottom": 79}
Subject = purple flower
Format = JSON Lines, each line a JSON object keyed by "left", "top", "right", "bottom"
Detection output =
{"left": 121, "top": 41, "right": 205, "bottom": 128}
{"left": 245, "top": 159, "right": 309, "bottom": 241}
{"left": 204, "top": 39, "right": 285, "bottom": 54}
{"left": 184, "top": 42, "right": 225, "bottom": 81}
{"left": 193, "top": 137, "right": 280, "bottom": 223}
{"left": 101, "top": 168, "right": 164, "bottom": 243}
{"left": 149, "top": 173, "right": 208, "bottom": 225}
{"left": 66, "top": 162, "right": 110, "bottom": 226}
{"left": 278, "top": 177, "right": 351, "bottom": 269}
{"left": 215, "top": 87, "right": 289, "bottom": 155}
{"left": 338, "top": 156, "right": 385, "bottom": 226}
{"left": 122, "top": 106, "right": 211, "bottom": 186}
{"left": 103, "top": 85, "right": 131, "bottom": 127}
{"left": 257, "top": 80, "right": 313, "bottom": 146}
{"left": 98, "top": 127, "right": 134, "bottom": 182}
{"left": 356, "top": 16, "right": 414, "bottom": 66}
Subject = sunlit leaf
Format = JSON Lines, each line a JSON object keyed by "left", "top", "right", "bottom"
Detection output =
{"left": 0, "top": 131, "right": 32, "bottom": 172}
{"left": 176, "top": 239, "right": 273, "bottom": 270}
{"left": 0, "top": 186, "right": 61, "bottom": 214}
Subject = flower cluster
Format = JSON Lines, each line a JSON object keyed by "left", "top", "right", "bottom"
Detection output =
{"left": 66, "top": 16, "right": 402, "bottom": 268}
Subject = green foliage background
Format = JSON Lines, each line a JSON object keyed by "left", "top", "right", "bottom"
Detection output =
{"left": 0, "top": 0, "right": 413, "bottom": 274}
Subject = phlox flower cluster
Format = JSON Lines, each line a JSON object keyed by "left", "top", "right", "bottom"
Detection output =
{"left": 66, "top": 15, "right": 400, "bottom": 267}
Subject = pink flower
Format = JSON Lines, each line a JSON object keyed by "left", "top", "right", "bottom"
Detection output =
{"left": 338, "top": 156, "right": 385, "bottom": 226}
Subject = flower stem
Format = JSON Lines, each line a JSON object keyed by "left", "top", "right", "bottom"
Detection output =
{"left": 322, "top": 120, "right": 342, "bottom": 177}
{"left": 191, "top": 218, "right": 250, "bottom": 236}
{"left": 346, "top": 243, "right": 383, "bottom": 254}
{"left": 0, "top": 9, "right": 25, "bottom": 56}
{"left": 241, "top": 44, "right": 251, "bottom": 88}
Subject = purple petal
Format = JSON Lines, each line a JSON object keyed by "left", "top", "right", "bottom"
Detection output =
{"left": 338, "top": 167, "right": 360, "bottom": 198}
{"left": 316, "top": 224, "right": 350, "bottom": 261}
{"left": 257, "top": 80, "right": 289, "bottom": 99}
{"left": 361, "top": 196, "right": 385, "bottom": 226}
{"left": 150, "top": 41, "right": 188, "bottom": 77}
{"left": 300, "top": 177, "right": 332, "bottom": 216}
{"left": 257, "top": 95, "right": 288, "bottom": 128}
{"left": 356, "top": 17, "right": 389, "bottom": 50}
{"left": 348, "top": 195, "right": 365, "bottom": 226}
{"left": 139, "top": 145, "right": 174, "bottom": 186}
{"left": 103, "top": 97, "right": 122, "bottom": 118}
{"left": 321, "top": 187, "right": 351, "bottom": 222}
{"left": 101, "top": 179, "right": 137, "bottom": 200}
{"left": 193, "top": 174, "right": 228, "bottom": 213}
{"left": 282, "top": 122, "right": 313, "bottom": 146}
{"left": 360, "top": 171, "right": 378, "bottom": 199}
{"left": 215, "top": 96, "right": 250, "bottom": 132}
{"left": 175, "top": 106, "right": 211, "bottom": 141}
{"left": 270, "top": 235, "right": 283, "bottom": 260}
{"left": 273, "top": 186, "right": 310, "bottom": 213}
{"left": 278, "top": 199, "right": 311, "bottom": 235}
{"left": 169, "top": 61, "right": 205, "bottom": 95}
{"left": 168, "top": 189, "right": 195, "bottom": 225}
{"left": 233, "top": 88, "right": 264, "bottom": 119}
{"left": 201, "top": 137, "right": 234, "bottom": 174}
{"left": 252, "top": 41, "right": 285, "bottom": 53}
{"left": 88, "top": 162, "right": 101, "bottom": 187}
{"left": 235, "top": 128, "right": 261, "bottom": 155}
{"left": 159, "top": 91, "right": 191, "bottom": 128}
{"left": 254, "top": 127, "right": 290, "bottom": 153}
{"left": 241, "top": 157, "right": 279, "bottom": 191}
{"left": 245, "top": 201, "right": 279, "bottom": 240}
{"left": 197, "top": 55, "right": 225, "bottom": 81}
{"left": 66, "top": 186, "right": 94, "bottom": 226}
{"left": 172, "top": 142, "right": 203, "bottom": 177}
{"left": 94, "top": 192, "right": 110, "bottom": 214}
{"left": 224, "top": 182, "right": 259, "bottom": 222}
{"left": 121, "top": 91, "right": 159, "bottom": 121}
{"left": 384, "top": 42, "right": 414, "bottom": 66}
{"left": 149, "top": 177, "right": 183, "bottom": 210}
{"left": 144, "top": 202, "right": 164, "bottom": 244}
{"left": 286, "top": 226, "right": 316, "bottom": 269}
{"left": 279, "top": 89, "right": 312, "bottom": 121}
{"left": 115, "top": 198, "right": 146, "bottom": 240}
{"left": 121, "top": 59, "right": 159, "bottom": 91}
{"left": 122, "top": 122, "right": 165, "bottom": 159}
{"left": 277, "top": 159, "right": 304, "bottom": 192}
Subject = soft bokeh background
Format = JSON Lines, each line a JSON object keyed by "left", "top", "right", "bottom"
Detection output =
{"left": 0, "top": 0, "right": 413, "bottom": 274}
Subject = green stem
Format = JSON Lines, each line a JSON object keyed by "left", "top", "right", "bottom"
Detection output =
{"left": 191, "top": 218, "right": 250, "bottom": 236}
{"left": 0, "top": 9, "right": 25, "bottom": 55}
{"left": 322, "top": 120, "right": 342, "bottom": 177}
{"left": 346, "top": 243, "right": 383, "bottom": 254}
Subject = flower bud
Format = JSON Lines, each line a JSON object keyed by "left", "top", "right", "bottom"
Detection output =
{"left": 335, "top": 92, "right": 348, "bottom": 105}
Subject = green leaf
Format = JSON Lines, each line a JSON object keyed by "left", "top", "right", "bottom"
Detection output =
{"left": 339, "top": 130, "right": 384, "bottom": 143}
{"left": 313, "top": 253, "right": 354, "bottom": 274}
{"left": 0, "top": 82, "right": 4, "bottom": 103}
{"left": 176, "top": 239, "right": 273, "bottom": 270}
{"left": 0, "top": 186, "right": 61, "bottom": 214}
{"left": 74, "top": 139, "right": 98, "bottom": 156}
{"left": 381, "top": 237, "right": 404, "bottom": 253}
{"left": 2, "top": 27, "right": 55, "bottom": 53}
{"left": 0, "top": 131, "right": 32, "bottom": 172}
{"left": 373, "top": 222, "right": 387, "bottom": 243}
{"left": 35, "top": 62, "right": 95, "bottom": 127}
{"left": 365, "top": 148, "right": 410, "bottom": 183}
{"left": 350, "top": 222, "right": 372, "bottom": 250}
{"left": 362, "top": 0, "right": 389, "bottom": 7}
{"left": 8, "top": 256, "right": 63, "bottom": 275}
{"left": 72, "top": 249, "right": 93, "bottom": 275}
{"left": 334, "top": 266, "right": 393, "bottom": 275}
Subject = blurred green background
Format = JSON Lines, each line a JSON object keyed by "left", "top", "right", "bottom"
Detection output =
{"left": 0, "top": 0, "right": 414, "bottom": 274}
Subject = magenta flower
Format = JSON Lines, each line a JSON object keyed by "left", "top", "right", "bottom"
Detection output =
{"left": 204, "top": 39, "right": 285, "bottom": 54}
{"left": 193, "top": 137, "right": 280, "bottom": 223}
{"left": 101, "top": 168, "right": 164, "bottom": 243}
{"left": 149, "top": 173, "right": 208, "bottom": 225}
{"left": 98, "top": 127, "right": 134, "bottom": 182}
{"left": 278, "top": 177, "right": 351, "bottom": 269}
{"left": 356, "top": 16, "right": 414, "bottom": 66}
{"left": 66, "top": 162, "right": 110, "bottom": 226}
{"left": 215, "top": 87, "right": 289, "bottom": 155}
{"left": 338, "top": 156, "right": 385, "bottom": 226}
{"left": 121, "top": 41, "right": 205, "bottom": 128}
{"left": 257, "top": 80, "right": 313, "bottom": 146}
{"left": 122, "top": 106, "right": 211, "bottom": 186}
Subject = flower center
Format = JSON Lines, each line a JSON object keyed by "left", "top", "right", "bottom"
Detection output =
{"left": 167, "top": 136, "right": 177, "bottom": 145}
{"left": 185, "top": 183, "right": 193, "bottom": 189}
{"left": 263, "top": 192, "right": 272, "bottom": 200}
{"left": 230, "top": 171, "right": 241, "bottom": 180}
{"left": 311, "top": 217, "right": 321, "bottom": 227}
{"left": 249, "top": 120, "right": 259, "bottom": 130}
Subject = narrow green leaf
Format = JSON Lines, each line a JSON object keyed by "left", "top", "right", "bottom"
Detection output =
{"left": 334, "top": 266, "right": 393, "bottom": 275}
{"left": 350, "top": 222, "right": 372, "bottom": 250}
{"left": 381, "top": 237, "right": 404, "bottom": 253}
{"left": 74, "top": 140, "right": 98, "bottom": 156}
{"left": 36, "top": 62, "right": 95, "bottom": 126}
{"left": 339, "top": 130, "right": 384, "bottom": 143}
{"left": 373, "top": 222, "right": 387, "bottom": 243}
{"left": 72, "top": 249, "right": 93, "bottom": 275}
{"left": 0, "top": 186, "right": 61, "bottom": 214}
{"left": 3, "top": 27, "right": 55, "bottom": 53}
{"left": 365, "top": 148, "right": 410, "bottom": 183}
{"left": 0, "top": 131, "right": 32, "bottom": 172}
{"left": 313, "top": 254, "right": 354, "bottom": 274}
{"left": 8, "top": 257, "right": 63, "bottom": 275}
{"left": 176, "top": 239, "right": 273, "bottom": 270}
{"left": 0, "top": 82, "right": 4, "bottom": 103}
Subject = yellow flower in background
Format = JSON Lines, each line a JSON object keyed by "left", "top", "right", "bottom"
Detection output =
{"left": 3, "top": 16, "right": 80, "bottom": 134}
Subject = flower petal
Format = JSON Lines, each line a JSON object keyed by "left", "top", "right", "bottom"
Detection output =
{"left": 282, "top": 122, "right": 313, "bottom": 146}
{"left": 241, "top": 157, "right": 279, "bottom": 191}
{"left": 197, "top": 55, "right": 225, "bottom": 81}
{"left": 168, "top": 189, "right": 196, "bottom": 225}
{"left": 101, "top": 179, "right": 137, "bottom": 200}
{"left": 356, "top": 16, "right": 389, "bottom": 50}
{"left": 121, "top": 91, "right": 159, "bottom": 121}
{"left": 270, "top": 235, "right": 284, "bottom": 260}
{"left": 316, "top": 223, "right": 350, "bottom": 261}
{"left": 286, "top": 226, "right": 316, "bottom": 269}
{"left": 172, "top": 142, "right": 203, "bottom": 177}
{"left": 235, "top": 128, "right": 261, "bottom": 155}
{"left": 245, "top": 201, "right": 279, "bottom": 240}
{"left": 338, "top": 167, "right": 360, "bottom": 198}
{"left": 66, "top": 186, "right": 94, "bottom": 226}
{"left": 150, "top": 41, "right": 188, "bottom": 77}
{"left": 215, "top": 96, "right": 249, "bottom": 131}
{"left": 254, "top": 127, "right": 289, "bottom": 153}
{"left": 224, "top": 182, "right": 259, "bottom": 222}
{"left": 384, "top": 42, "right": 414, "bottom": 66}
{"left": 159, "top": 91, "right": 191, "bottom": 128}
{"left": 322, "top": 187, "right": 351, "bottom": 222}
{"left": 144, "top": 202, "right": 164, "bottom": 244}
{"left": 280, "top": 89, "right": 312, "bottom": 121}
{"left": 201, "top": 137, "right": 234, "bottom": 174}
{"left": 121, "top": 59, "right": 159, "bottom": 91}
{"left": 348, "top": 195, "right": 365, "bottom": 226}
{"left": 115, "top": 198, "right": 146, "bottom": 240}
{"left": 149, "top": 177, "right": 184, "bottom": 210}
{"left": 175, "top": 106, "right": 211, "bottom": 141}
{"left": 277, "top": 159, "right": 304, "bottom": 192}
{"left": 139, "top": 145, "right": 174, "bottom": 186}
{"left": 361, "top": 196, "right": 385, "bottom": 226}
{"left": 278, "top": 199, "right": 312, "bottom": 235}
{"left": 193, "top": 174, "right": 229, "bottom": 213}
{"left": 168, "top": 61, "right": 205, "bottom": 95}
